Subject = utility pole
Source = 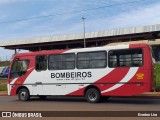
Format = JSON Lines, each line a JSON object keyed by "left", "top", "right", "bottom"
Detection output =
{"left": 82, "top": 17, "right": 86, "bottom": 48}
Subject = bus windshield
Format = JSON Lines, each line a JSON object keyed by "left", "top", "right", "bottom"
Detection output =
{"left": 10, "top": 60, "right": 29, "bottom": 78}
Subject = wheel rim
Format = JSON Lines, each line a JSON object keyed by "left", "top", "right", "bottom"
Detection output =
{"left": 20, "top": 91, "right": 27, "bottom": 100}
{"left": 88, "top": 91, "right": 97, "bottom": 101}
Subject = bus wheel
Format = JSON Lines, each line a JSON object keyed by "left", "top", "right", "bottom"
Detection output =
{"left": 18, "top": 88, "right": 30, "bottom": 101}
{"left": 85, "top": 88, "right": 100, "bottom": 103}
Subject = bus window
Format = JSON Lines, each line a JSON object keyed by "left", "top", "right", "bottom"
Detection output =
{"left": 10, "top": 60, "right": 30, "bottom": 78}
{"left": 48, "top": 53, "right": 75, "bottom": 70}
{"left": 77, "top": 51, "right": 107, "bottom": 69}
{"left": 35, "top": 55, "right": 47, "bottom": 71}
{"left": 109, "top": 49, "right": 143, "bottom": 68}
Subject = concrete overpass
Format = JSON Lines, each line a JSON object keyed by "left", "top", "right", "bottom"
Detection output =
{"left": 0, "top": 24, "right": 160, "bottom": 61}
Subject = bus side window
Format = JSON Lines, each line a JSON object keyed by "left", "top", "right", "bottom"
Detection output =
{"left": 48, "top": 53, "right": 75, "bottom": 70}
{"left": 35, "top": 55, "right": 47, "bottom": 71}
{"left": 77, "top": 51, "right": 107, "bottom": 69}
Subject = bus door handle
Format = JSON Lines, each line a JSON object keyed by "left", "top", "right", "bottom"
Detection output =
{"left": 35, "top": 82, "right": 42, "bottom": 85}
{"left": 56, "top": 84, "right": 61, "bottom": 86}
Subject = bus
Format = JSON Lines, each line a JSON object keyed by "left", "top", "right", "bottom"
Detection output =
{"left": 8, "top": 43, "right": 156, "bottom": 103}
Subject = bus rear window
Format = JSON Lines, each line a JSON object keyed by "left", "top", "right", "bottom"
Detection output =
{"left": 109, "top": 49, "right": 143, "bottom": 68}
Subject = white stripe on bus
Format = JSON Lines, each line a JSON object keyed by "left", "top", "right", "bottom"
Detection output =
{"left": 101, "top": 67, "right": 139, "bottom": 93}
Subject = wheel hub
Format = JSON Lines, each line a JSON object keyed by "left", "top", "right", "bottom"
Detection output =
{"left": 20, "top": 91, "right": 26, "bottom": 100}
{"left": 88, "top": 92, "right": 97, "bottom": 101}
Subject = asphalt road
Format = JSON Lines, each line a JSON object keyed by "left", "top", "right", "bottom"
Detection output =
{"left": 0, "top": 96, "right": 160, "bottom": 120}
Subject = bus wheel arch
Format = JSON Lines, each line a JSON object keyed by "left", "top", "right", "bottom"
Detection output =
{"left": 84, "top": 85, "right": 101, "bottom": 103}
{"left": 17, "top": 86, "right": 30, "bottom": 101}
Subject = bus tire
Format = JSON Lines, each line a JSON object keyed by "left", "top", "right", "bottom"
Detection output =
{"left": 85, "top": 88, "right": 100, "bottom": 103}
{"left": 18, "top": 88, "right": 30, "bottom": 101}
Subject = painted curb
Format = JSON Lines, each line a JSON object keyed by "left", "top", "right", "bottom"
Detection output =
{"left": 0, "top": 91, "right": 8, "bottom": 96}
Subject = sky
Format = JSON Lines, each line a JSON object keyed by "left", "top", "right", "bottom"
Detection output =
{"left": 0, "top": 0, "right": 160, "bottom": 61}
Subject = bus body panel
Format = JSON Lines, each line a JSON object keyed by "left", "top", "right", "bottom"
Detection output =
{"left": 8, "top": 44, "right": 155, "bottom": 97}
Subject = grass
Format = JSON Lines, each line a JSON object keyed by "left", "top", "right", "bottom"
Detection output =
{"left": 0, "top": 85, "right": 7, "bottom": 91}
{"left": 0, "top": 78, "right": 7, "bottom": 91}
{"left": 0, "top": 61, "right": 10, "bottom": 91}
{"left": 156, "top": 64, "right": 160, "bottom": 88}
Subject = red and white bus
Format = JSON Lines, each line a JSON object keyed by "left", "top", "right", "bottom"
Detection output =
{"left": 8, "top": 43, "right": 156, "bottom": 103}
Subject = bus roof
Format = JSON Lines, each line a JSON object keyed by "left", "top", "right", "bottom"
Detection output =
{"left": 14, "top": 43, "right": 149, "bottom": 57}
